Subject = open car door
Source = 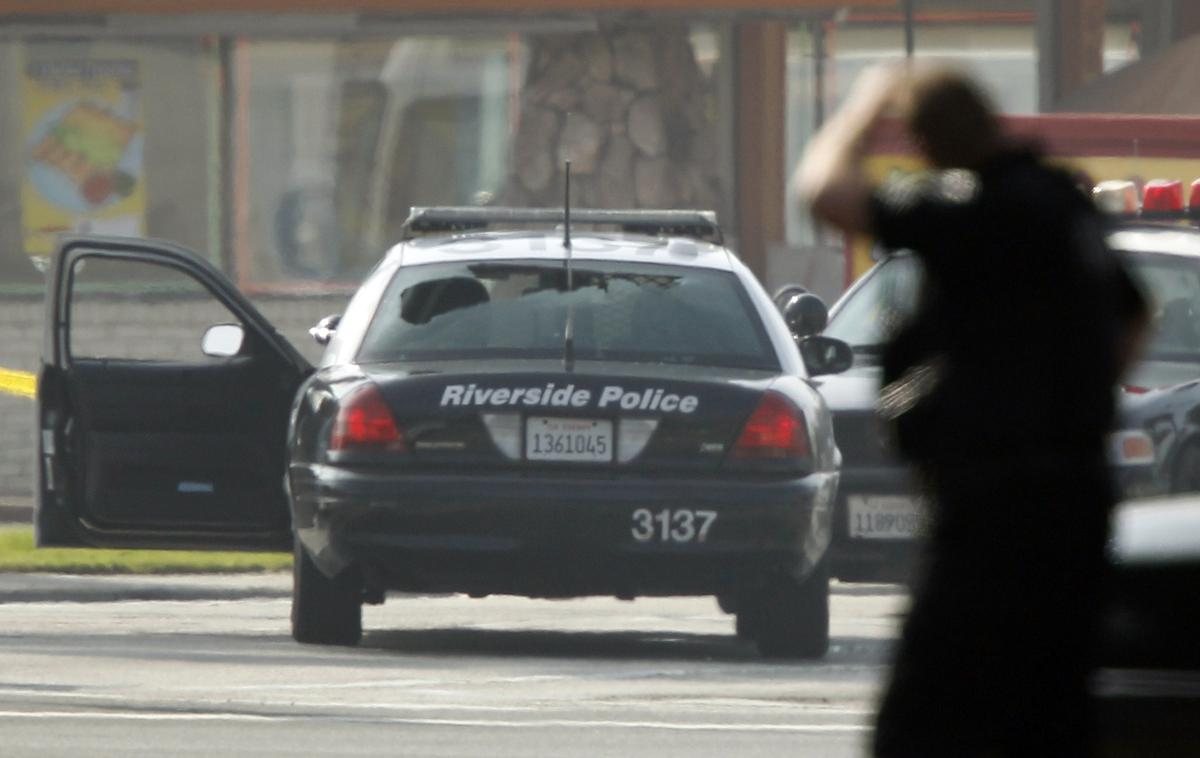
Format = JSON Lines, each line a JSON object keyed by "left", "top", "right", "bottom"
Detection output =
{"left": 37, "top": 236, "right": 313, "bottom": 551}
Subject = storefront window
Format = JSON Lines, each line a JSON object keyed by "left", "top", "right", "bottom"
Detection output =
{"left": 785, "top": 10, "right": 1038, "bottom": 250}
{"left": 785, "top": 18, "right": 909, "bottom": 250}
{"left": 0, "top": 38, "right": 220, "bottom": 289}
{"left": 0, "top": 20, "right": 729, "bottom": 293}
{"left": 236, "top": 36, "right": 522, "bottom": 288}
{"left": 785, "top": 25, "right": 819, "bottom": 249}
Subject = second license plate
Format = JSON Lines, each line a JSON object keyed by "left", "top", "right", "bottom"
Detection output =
{"left": 525, "top": 417, "right": 613, "bottom": 462}
{"left": 848, "top": 495, "right": 925, "bottom": 539}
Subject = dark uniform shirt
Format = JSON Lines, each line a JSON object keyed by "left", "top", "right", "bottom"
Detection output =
{"left": 868, "top": 147, "right": 1143, "bottom": 471}
{"left": 867, "top": 147, "right": 1144, "bottom": 758}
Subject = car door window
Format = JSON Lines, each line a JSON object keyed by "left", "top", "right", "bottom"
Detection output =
{"left": 68, "top": 255, "right": 241, "bottom": 362}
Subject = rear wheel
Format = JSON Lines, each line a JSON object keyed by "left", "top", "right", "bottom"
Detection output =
{"left": 734, "top": 606, "right": 759, "bottom": 640}
{"left": 291, "top": 539, "right": 363, "bottom": 646}
{"left": 754, "top": 559, "right": 830, "bottom": 659}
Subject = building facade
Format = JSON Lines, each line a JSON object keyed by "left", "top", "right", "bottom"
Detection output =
{"left": 0, "top": 0, "right": 1197, "bottom": 492}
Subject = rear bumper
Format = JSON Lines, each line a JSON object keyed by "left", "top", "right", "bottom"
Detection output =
{"left": 288, "top": 464, "right": 836, "bottom": 598}
{"left": 832, "top": 462, "right": 1160, "bottom": 583}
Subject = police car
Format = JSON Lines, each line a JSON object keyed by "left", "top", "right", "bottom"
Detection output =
{"left": 1093, "top": 181, "right": 1200, "bottom": 669}
{"left": 35, "top": 207, "right": 852, "bottom": 659}
{"left": 804, "top": 178, "right": 1182, "bottom": 583}
{"left": 1101, "top": 180, "right": 1200, "bottom": 497}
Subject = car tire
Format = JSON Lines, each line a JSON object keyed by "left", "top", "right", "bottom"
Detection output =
{"left": 291, "top": 539, "right": 363, "bottom": 646}
{"left": 1174, "top": 442, "right": 1200, "bottom": 493}
{"left": 734, "top": 605, "right": 759, "bottom": 640}
{"left": 754, "top": 558, "right": 830, "bottom": 660}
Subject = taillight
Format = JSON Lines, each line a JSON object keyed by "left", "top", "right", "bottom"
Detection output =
{"left": 730, "top": 392, "right": 810, "bottom": 463}
{"left": 1108, "top": 430, "right": 1154, "bottom": 466}
{"left": 329, "top": 384, "right": 407, "bottom": 452}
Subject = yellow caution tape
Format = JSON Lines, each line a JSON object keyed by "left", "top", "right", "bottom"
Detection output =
{"left": 0, "top": 368, "right": 36, "bottom": 399}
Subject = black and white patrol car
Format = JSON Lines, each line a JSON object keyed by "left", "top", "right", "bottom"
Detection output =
{"left": 35, "top": 208, "right": 852, "bottom": 659}
{"left": 805, "top": 225, "right": 1167, "bottom": 583}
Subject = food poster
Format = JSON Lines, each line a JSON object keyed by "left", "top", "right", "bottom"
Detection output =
{"left": 21, "top": 59, "right": 146, "bottom": 257}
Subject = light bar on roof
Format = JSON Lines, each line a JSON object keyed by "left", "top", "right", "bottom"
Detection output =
{"left": 1093, "top": 177, "right": 1200, "bottom": 224}
{"left": 400, "top": 206, "right": 723, "bottom": 244}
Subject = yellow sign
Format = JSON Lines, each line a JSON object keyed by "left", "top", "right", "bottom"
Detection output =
{"left": 21, "top": 59, "right": 146, "bottom": 257}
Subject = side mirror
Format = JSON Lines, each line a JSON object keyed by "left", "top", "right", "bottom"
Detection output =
{"left": 772, "top": 283, "right": 808, "bottom": 312}
{"left": 799, "top": 335, "right": 853, "bottom": 377}
{"left": 201, "top": 323, "right": 245, "bottom": 358}
{"left": 783, "top": 292, "right": 829, "bottom": 338}
{"left": 309, "top": 314, "right": 341, "bottom": 345}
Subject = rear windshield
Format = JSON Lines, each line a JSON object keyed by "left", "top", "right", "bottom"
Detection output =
{"left": 356, "top": 259, "right": 779, "bottom": 370}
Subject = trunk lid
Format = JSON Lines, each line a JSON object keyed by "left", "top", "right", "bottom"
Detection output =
{"left": 358, "top": 359, "right": 777, "bottom": 474}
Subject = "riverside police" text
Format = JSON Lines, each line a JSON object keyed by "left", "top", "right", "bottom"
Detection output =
{"left": 440, "top": 383, "right": 700, "bottom": 413}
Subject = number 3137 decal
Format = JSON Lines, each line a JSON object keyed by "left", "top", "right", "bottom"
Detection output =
{"left": 631, "top": 508, "right": 717, "bottom": 543}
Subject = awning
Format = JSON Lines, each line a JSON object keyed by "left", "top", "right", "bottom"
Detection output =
{"left": 1056, "top": 32, "right": 1200, "bottom": 116}
{"left": 0, "top": 0, "right": 896, "bottom": 14}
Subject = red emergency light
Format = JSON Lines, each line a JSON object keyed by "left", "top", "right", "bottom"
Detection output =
{"left": 1142, "top": 179, "right": 1184, "bottom": 213}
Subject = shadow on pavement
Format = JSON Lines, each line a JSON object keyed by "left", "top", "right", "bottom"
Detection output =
{"left": 360, "top": 626, "right": 893, "bottom": 666}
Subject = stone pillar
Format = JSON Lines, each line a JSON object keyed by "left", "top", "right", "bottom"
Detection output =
{"left": 502, "top": 22, "right": 722, "bottom": 218}
{"left": 1037, "top": 0, "right": 1106, "bottom": 111}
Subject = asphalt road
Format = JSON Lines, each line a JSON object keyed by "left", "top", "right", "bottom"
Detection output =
{"left": 1, "top": 575, "right": 1199, "bottom": 757}
{"left": 0, "top": 577, "right": 901, "bottom": 757}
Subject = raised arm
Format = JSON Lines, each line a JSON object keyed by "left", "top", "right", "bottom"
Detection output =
{"left": 793, "top": 64, "right": 907, "bottom": 235}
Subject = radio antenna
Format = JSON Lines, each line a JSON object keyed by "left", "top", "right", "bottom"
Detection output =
{"left": 562, "top": 161, "right": 575, "bottom": 373}
{"left": 563, "top": 160, "right": 572, "bottom": 253}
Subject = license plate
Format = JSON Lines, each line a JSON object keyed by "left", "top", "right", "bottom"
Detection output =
{"left": 848, "top": 495, "right": 925, "bottom": 539}
{"left": 525, "top": 417, "right": 613, "bottom": 462}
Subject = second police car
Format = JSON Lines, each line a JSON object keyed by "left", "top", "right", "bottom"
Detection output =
{"left": 792, "top": 177, "right": 1195, "bottom": 583}
{"left": 35, "top": 207, "right": 853, "bottom": 659}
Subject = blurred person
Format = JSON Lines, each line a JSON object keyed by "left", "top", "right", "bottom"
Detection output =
{"left": 794, "top": 64, "right": 1148, "bottom": 757}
